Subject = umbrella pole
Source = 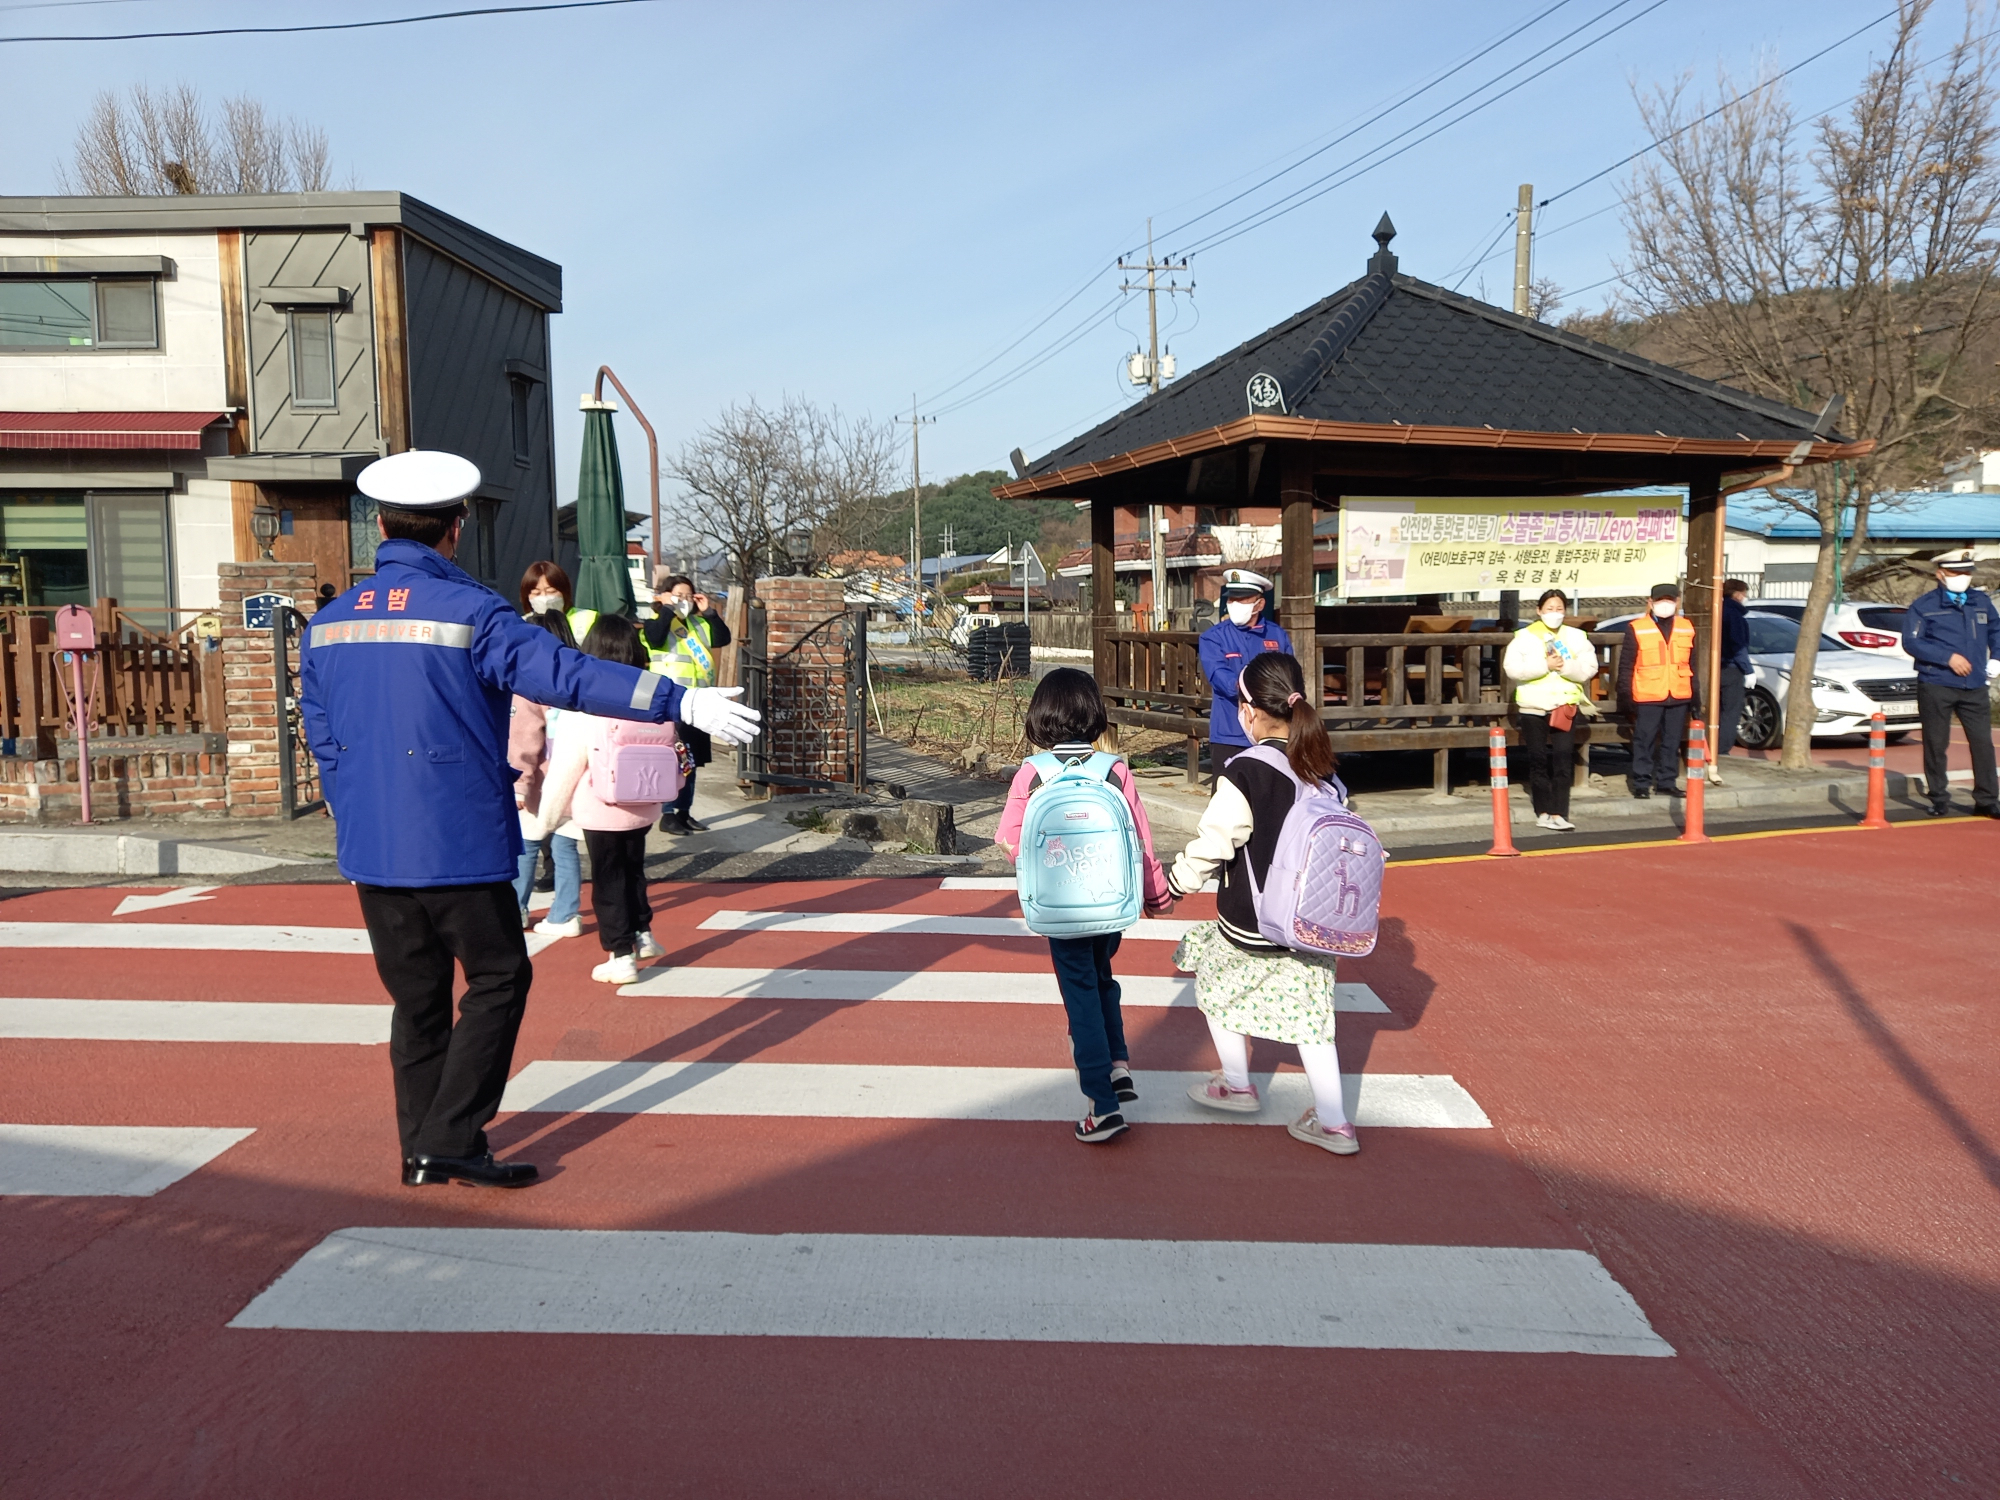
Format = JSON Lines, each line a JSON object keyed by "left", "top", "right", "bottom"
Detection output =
{"left": 595, "top": 365, "right": 660, "bottom": 581}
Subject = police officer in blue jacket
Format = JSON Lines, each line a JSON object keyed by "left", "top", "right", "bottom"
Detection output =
{"left": 1902, "top": 552, "right": 2000, "bottom": 818}
{"left": 1198, "top": 568, "right": 1293, "bottom": 766}
{"left": 301, "top": 451, "right": 761, "bottom": 1187}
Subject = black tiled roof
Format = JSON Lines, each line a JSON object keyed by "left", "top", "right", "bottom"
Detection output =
{"left": 1028, "top": 239, "right": 1831, "bottom": 477}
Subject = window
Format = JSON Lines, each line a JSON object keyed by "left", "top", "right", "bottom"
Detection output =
{"left": 509, "top": 375, "right": 532, "bottom": 465}
{"left": 474, "top": 499, "right": 500, "bottom": 581}
{"left": 349, "top": 493, "right": 379, "bottom": 576}
{"left": 1745, "top": 613, "right": 1844, "bottom": 656}
{"left": 0, "top": 278, "right": 157, "bottom": 350}
{"left": 289, "top": 309, "right": 336, "bottom": 408}
{"left": 0, "top": 495, "right": 91, "bottom": 606}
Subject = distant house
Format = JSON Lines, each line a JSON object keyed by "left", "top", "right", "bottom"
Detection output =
{"left": 1725, "top": 488, "right": 2000, "bottom": 597}
{"left": 1943, "top": 449, "right": 2000, "bottom": 492}
{"left": 0, "top": 192, "right": 560, "bottom": 621}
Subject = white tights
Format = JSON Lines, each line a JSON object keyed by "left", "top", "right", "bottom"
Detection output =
{"left": 1205, "top": 1015, "right": 1349, "bottom": 1127}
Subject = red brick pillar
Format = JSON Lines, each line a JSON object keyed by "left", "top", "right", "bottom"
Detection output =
{"left": 757, "top": 576, "right": 852, "bottom": 790}
{"left": 217, "top": 561, "right": 318, "bottom": 818}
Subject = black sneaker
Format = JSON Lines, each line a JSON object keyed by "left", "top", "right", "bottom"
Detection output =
{"left": 658, "top": 811, "right": 692, "bottom": 836}
{"left": 1075, "top": 1111, "right": 1128, "bottom": 1143}
{"left": 1109, "top": 1064, "right": 1137, "bottom": 1103}
{"left": 1927, "top": 802, "right": 1952, "bottom": 817}
{"left": 1629, "top": 784, "right": 1652, "bottom": 800}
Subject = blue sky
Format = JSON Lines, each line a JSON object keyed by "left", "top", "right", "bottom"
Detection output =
{"left": 1, "top": 0, "right": 1910, "bottom": 508}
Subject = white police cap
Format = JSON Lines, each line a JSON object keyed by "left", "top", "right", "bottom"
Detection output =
{"left": 357, "top": 450, "right": 481, "bottom": 509}
{"left": 1938, "top": 552, "right": 1978, "bottom": 573}
{"left": 1220, "top": 567, "right": 1274, "bottom": 595}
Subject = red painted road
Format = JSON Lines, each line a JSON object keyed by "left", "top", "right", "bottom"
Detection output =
{"left": 4, "top": 826, "right": 1998, "bottom": 1498}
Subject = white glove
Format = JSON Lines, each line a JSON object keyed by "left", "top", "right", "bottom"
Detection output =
{"left": 679, "top": 685, "right": 761, "bottom": 747}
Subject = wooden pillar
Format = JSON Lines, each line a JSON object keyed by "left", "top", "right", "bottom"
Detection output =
{"left": 1091, "top": 493, "right": 1116, "bottom": 686}
{"left": 1684, "top": 470, "right": 1726, "bottom": 730}
{"left": 1277, "top": 447, "right": 1320, "bottom": 705}
{"left": 369, "top": 227, "right": 411, "bottom": 454}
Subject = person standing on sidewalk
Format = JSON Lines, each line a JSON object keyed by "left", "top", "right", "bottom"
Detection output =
{"left": 1710, "top": 579, "right": 1752, "bottom": 786}
{"left": 642, "top": 572, "right": 731, "bottom": 836}
{"left": 1903, "top": 553, "right": 2000, "bottom": 818}
{"left": 299, "top": 450, "right": 760, "bottom": 1190}
{"left": 1503, "top": 588, "right": 1599, "bottom": 830}
{"left": 1197, "top": 568, "right": 1292, "bottom": 769}
{"left": 1618, "top": 584, "right": 1700, "bottom": 800}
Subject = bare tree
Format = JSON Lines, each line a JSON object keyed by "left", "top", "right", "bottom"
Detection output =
{"left": 1619, "top": 0, "right": 2000, "bottom": 767}
{"left": 1527, "top": 276, "right": 1565, "bottom": 321}
{"left": 668, "top": 397, "right": 897, "bottom": 591}
{"left": 59, "top": 84, "right": 335, "bottom": 195}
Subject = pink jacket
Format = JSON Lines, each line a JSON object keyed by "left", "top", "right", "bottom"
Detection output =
{"left": 507, "top": 696, "right": 550, "bottom": 814}
{"left": 535, "top": 711, "right": 663, "bottom": 834}
{"left": 996, "top": 750, "right": 1171, "bottom": 911}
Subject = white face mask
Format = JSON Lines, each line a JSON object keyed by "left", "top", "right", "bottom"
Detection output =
{"left": 1540, "top": 610, "right": 1565, "bottom": 629}
{"left": 671, "top": 595, "right": 694, "bottom": 617}
{"left": 528, "top": 591, "right": 560, "bottom": 615}
{"left": 1943, "top": 575, "right": 1970, "bottom": 595}
{"left": 1226, "top": 599, "right": 1257, "bottom": 627}
{"left": 1651, "top": 601, "right": 1677, "bottom": 618}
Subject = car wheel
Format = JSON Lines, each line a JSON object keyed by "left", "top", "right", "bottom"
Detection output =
{"left": 1736, "top": 688, "right": 1781, "bottom": 750}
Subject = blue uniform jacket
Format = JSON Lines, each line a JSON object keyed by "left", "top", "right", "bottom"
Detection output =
{"left": 1721, "top": 595, "right": 1751, "bottom": 672}
{"left": 1901, "top": 584, "right": 2000, "bottom": 688}
{"left": 299, "top": 540, "right": 686, "bottom": 887}
{"left": 1198, "top": 615, "right": 1294, "bottom": 746}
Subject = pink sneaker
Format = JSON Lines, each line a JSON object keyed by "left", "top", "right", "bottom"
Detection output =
{"left": 1288, "top": 1109, "right": 1359, "bottom": 1155}
{"left": 1187, "top": 1072, "right": 1262, "bottom": 1114}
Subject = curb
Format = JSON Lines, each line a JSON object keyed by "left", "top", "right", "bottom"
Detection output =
{"left": 0, "top": 830, "right": 313, "bottom": 877}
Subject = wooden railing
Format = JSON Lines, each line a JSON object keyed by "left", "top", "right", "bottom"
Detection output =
{"left": 1100, "top": 627, "right": 1631, "bottom": 757}
{"left": 1, "top": 602, "right": 225, "bottom": 753}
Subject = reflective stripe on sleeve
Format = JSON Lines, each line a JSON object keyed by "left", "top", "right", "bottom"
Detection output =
{"left": 308, "top": 620, "right": 475, "bottom": 649}
{"left": 630, "top": 670, "right": 663, "bottom": 710}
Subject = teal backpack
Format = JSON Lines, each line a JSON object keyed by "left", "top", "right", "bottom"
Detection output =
{"left": 1016, "top": 751, "right": 1143, "bottom": 938}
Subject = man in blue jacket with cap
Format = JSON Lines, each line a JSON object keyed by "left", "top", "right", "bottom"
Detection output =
{"left": 1198, "top": 568, "right": 1293, "bottom": 767}
{"left": 1902, "top": 552, "right": 2000, "bottom": 817}
{"left": 301, "top": 450, "right": 761, "bottom": 1188}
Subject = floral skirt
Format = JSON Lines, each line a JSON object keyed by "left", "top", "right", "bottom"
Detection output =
{"left": 1172, "top": 921, "right": 1338, "bottom": 1045}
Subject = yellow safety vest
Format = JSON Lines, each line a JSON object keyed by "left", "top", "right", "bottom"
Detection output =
{"left": 567, "top": 608, "right": 599, "bottom": 647}
{"left": 650, "top": 609, "right": 716, "bottom": 686}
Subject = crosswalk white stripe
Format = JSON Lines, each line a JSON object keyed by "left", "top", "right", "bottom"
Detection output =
{"left": 231, "top": 1227, "right": 1673, "bottom": 1355}
{"left": 939, "top": 875, "right": 1218, "bottom": 894}
{"left": 618, "top": 965, "right": 1390, "bottom": 1012}
{"left": 0, "top": 1124, "right": 254, "bottom": 1196}
{"left": 0, "top": 921, "right": 558, "bottom": 958}
{"left": 0, "top": 997, "right": 390, "bottom": 1045}
{"left": 700, "top": 910, "right": 1196, "bottom": 941}
{"left": 500, "top": 1061, "right": 1489, "bottom": 1128}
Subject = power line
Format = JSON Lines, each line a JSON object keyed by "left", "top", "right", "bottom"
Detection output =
{"left": 1180, "top": 0, "right": 1668, "bottom": 259}
{"left": 915, "top": 259, "right": 1120, "bottom": 409}
{"left": 0, "top": 0, "right": 657, "bottom": 44}
{"left": 1147, "top": 0, "right": 1580, "bottom": 249}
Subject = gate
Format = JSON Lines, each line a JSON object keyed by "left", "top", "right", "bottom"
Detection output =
{"left": 273, "top": 605, "right": 325, "bottom": 820}
{"left": 736, "top": 599, "right": 868, "bottom": 791}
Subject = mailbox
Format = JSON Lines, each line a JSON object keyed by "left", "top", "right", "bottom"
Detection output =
{"left": 53, "top": 605, "right": 96, "bottom": 651}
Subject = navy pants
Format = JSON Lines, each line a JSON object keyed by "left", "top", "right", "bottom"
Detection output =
{"left": 1048, "top": 933, "right": 1127, "bottom": 1115}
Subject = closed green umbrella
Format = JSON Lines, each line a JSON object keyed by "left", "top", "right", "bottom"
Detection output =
{"left": 573, "top": 401, "right": 637, "bottom": 616}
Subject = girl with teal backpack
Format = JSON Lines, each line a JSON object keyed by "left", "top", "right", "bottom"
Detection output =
{"left": 997, "top": 669, "right": 1172, "bottom": 1144}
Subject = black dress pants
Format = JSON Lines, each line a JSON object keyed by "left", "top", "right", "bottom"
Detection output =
{"left": 1630, "top": 699, "right": 1690, "bottom": 791}
{"left": 356, "top": 881, "right": 533, "bottom": 1160}
{"left": 1715, "top": 664, "right": 1748, "bottom": 757}
{"left": 1917, "top": 681, "right": 1999, "bottom": 810}
{"left": 583, "top": 826, "right": 652, "bottom": 956}
{"left": 1519, "top": 712, "right": 1573, "bottom": 817}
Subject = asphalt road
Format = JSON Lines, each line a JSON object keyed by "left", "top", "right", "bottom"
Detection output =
{"left": 3, "top": 825, "right": 1996, "bottom": 1496}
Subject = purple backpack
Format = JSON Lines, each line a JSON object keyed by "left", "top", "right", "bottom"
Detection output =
{"left": 1237, "top": 745, "right": 1384, "bottom": 957}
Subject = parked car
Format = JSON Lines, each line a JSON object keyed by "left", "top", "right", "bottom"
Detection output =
{"left": 1742, "top": 598, "right": 1912, "bottom": 660}
{"left": 1594, "top": 610, "right": 1920, "bottom": 750}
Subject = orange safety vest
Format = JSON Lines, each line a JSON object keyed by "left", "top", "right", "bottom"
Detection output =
{"left": 1629, "top": 613, "right": 1696, "bottom": 701}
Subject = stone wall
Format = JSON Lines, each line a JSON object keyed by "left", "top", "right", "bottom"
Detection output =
{"left": 0, "top": 736, "right": 228, "bottom": 822}
{"left": 757, "top": 576, "right": 855, "bottom": 790}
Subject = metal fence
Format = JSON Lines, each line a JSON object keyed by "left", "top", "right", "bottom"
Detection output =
{"left": 273, "top": 605, "right": 324, "bottom": 820}
{"left": 736, "top": 600, "right": 868, "bottom": 791}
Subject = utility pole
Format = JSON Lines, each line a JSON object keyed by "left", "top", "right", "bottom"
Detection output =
{"left": 1119, "top": 219, "right": 1193, "bottom": 629}
{"left": 1513, "top": 184, "right": 1534, "bottom": 317}
{"left": 895, "top": 394, "right": 936, "bottom": 635}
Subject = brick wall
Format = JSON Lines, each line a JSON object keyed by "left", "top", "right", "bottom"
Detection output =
{"left": 218, "top": 561, "right": 319, "bottom": 819}
{"left": 0, "top": 738, "right": 228, "bottom": 822}
{"left": 756, "top": 576, "right": 854, "bottom": 789}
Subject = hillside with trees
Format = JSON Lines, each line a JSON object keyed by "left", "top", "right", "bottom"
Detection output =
{"left": 864, "top": 469, "right": 1086, "bottom": 563}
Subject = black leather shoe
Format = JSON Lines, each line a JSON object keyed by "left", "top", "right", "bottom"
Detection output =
{"left": 657, "top": 811, "right": 692, "bottom": 836}
{"left": 1661, "top": 786, "right": 1686, "bottom": 800}
{"left": 1629, "top": 785, "right": 1652, "bottom": 800}
{"left": 1926, "top": 802, "right": 1952, "bottom": 817}
{"left": 407, "top": 1151, "right": 539, "bottom": 1188}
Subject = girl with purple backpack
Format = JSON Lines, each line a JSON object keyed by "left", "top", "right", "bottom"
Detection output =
{"left": 533, "top": 614, "right": 671, "bottom": 986}
{"left": 1167, "top": 651, "right": 1360, "bottom": 1155}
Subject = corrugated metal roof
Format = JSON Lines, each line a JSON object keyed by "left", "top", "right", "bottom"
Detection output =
{"left": 1729, "top": 489, "right": 2000, "bottom": 540}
